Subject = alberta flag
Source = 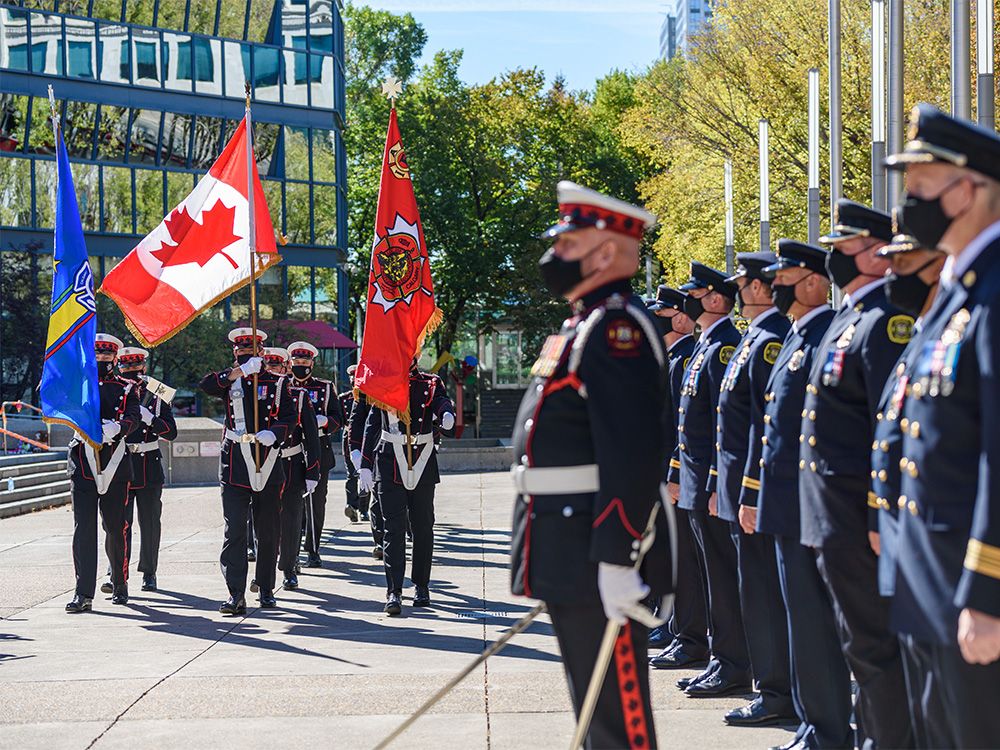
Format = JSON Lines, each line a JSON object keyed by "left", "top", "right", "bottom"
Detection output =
{"left": 40, "top": 121, "right": 101, "bottom": 449}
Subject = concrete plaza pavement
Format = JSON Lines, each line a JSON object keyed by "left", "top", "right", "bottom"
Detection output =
{"left": 0, "top": 472, "right": 795, "bottom": 749}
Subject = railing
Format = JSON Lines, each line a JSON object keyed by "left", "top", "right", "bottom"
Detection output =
{"left": 0, "top": 401, "right": 52, "bottom": 454}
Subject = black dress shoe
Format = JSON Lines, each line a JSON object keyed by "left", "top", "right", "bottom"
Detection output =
{"left": 344, "top": 505, "right": 358, "bottom": 522}
{"left": 65, "top": 594, "right": 92, "bottom": 613}
{"left": 648, "top": 627, "right": 671, "bottom": 648}
{"left": 219, "top": 595, "right": 247, "bottom": 616}
{"left": 385, "top": 592, "right": 402, "bottom": 616}
{"left": 305, "top": 553, "right": 322, "bottom": 568}
{"left": 413, "top": 586, "right": 431, "bottom": 607}
{"left": 100, "top": 580, "right": 114, "bottom": 594}
{"left": 651, "top": 646, "right": 709, "bottom": 670}
{"left": 676, "top": 663, "right": 717, "bottom": 690}
{"left": 247, "top": 549, "right": 256, "bottom": 562}
{"left": 282, "top": 573, "right": 299, "bottom": 590}
{"left": 141, "top": 575, "right": 157, "bottom": 592}
{"left": 372, "top": 545, "right": 383, "bottom": 560}
{"left": 111, "top": 585, "right": 129, "bottom": 605}
{"left": 259, "top": 590, "right": 277, "bottom": 608}
{"left": 769, "top": 740, "right": 809, "bottom": 750}
{"left": 359, "top": 511, "right": 370, "bottom": 522}
{"left": 685, "top": 672, "right": 751, "bottom": 698}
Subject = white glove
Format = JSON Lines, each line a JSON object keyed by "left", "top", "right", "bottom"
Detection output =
{"left": 597, "top": 562, "right": 661, "bottom": 628}
{"left": 239, "top": 357, "right": 263, "bottom": 377}
{"left": 139, "top": 405, "right": 154, "bottom": 425}
{"left": 350, "top": 449, "right": 362, "bottom": 469}
{"left": 359, "top": 468, "right": 374, "bottom": 494}
{"left": 255, "top": 429, "right": 276, "bottom": 446}
{"left": 440, "top": 412, "right": 455, "bottom": 430}
{"left": 316, "top": 414, "right": 329, "bottom": 429}
{"left": 101, "top": 421, "right": 121, "bottom": 444}
{"left": 305, "top": 479, "right": 319, "bottom": 494}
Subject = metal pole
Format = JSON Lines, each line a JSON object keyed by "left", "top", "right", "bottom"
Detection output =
{"left": 808, "top": 68, "right": 821, "bottom": 245}
{"left": 887, "top": 0, "right": 905, "bottom": 202}
{"left": 952, "top": 0, "right": 972, "bottom": 120}
{"left": 724, "top": 159, "right": 735, "bottom": 272}
{"left": 645, "top": 254, "right": 653, "bottom": 298}
{"left": 829, "top": 0, "right": 844, "bottom": 307}
{"left": 871, "top": 0, "right": 887, "bottom": 211}
{"left": 978, "top": 0, "right": 995, "bottom": 129}
{"left": 759, "top": 120, "right": 770, "bottom": 252}
{"left": 245, "top": 82, "right": 260, "bottom": 471}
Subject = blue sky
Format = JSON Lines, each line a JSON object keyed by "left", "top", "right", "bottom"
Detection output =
{"left": 360, "top": 1, "right": 667, "bottom": 92}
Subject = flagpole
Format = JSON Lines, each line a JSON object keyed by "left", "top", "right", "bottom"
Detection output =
{"left": 245, "top": 82, "right": 260, "bottom": 472}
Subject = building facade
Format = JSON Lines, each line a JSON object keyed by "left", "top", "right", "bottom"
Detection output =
{"left": 0, "top": 0, "right": 349, "bottom": 354}
{"left": 660, "top": 0, "right": 713, "bottom": 60}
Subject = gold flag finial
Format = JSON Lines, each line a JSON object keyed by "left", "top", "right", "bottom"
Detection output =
{"left": 382, "top": 76, "right": 403, "bottom": 107}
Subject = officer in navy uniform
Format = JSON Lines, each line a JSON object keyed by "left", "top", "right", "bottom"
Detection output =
{"left": 881, "top": 103, "right": 1000, "bottom": 748}
{"left": 647, "top": 286, "right": 710, "bottom": 670}
{"left": 261, "top": 348, "right": 321, "bottom": 592}
{"left": 800, "top": 199, "right": 915, "bottom": 749}
{"left": 751, "top": 241, "right": 853, "bottom": 750}
{"left": 200, "top": 328, "right": 297, "bottom": 614}
{"left": 867, "top": 220, "right": 947, "bottom": 750}
{"left": 359, "top": 362, "right": 456, "bottom": 615}
{"left": 339, "top": 365, "right": 369, "bottom": 523}
{"left": 712, "top": 251, "right": 795, "bottom": 725}
{"left": 117, "top": 347, "right": 177, "bottom": 593}
{"left": 285, "top": 341, "right": 343, "bottom": 568}
{"left": 671, "top": 262, "right": 751, "bottom": 698}
{"left": 509, "top": 182, "right": 674, "bottom": 750}
{"left": 350, "top": 392, "right": 383, "bottom": 559}
{"left": 65, "top": 334, "right": 142, "bottom": 612}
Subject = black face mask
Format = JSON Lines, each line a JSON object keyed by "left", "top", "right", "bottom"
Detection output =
{"left": 825, "top": 248, "right": 862, "bottom": 289}
{"left": 771, "top": 283, "right": 798, "bottom": 316}
{"left": 654, "top": 314, "right": 674, "bottom": 337}
{"left": 898, "top": 179, "right": 975, "bottom": 250}
{"left": 291, "top": 364, "right": 311, "bottom": 380}
{"left": 885, "top": 257, "right": 940, "bottom": 317}
{"left": 538, "top": 241, "right": 605, "bottom": 298}
{"left": 97, "top": 361, "right": 115, "bottom": 378}
{"left": 683, "top": 295, "right": 704, "bottom": 321}
{"left": 119, "top": 369, "right": 143, "bottom": 382}
{"left": 235, "top": 352, "right": 253, "bottom": 365}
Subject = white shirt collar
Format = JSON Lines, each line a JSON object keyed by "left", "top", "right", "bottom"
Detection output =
{"left": 792, "top": 305, "right": 829, "bottom": 333}
{"left": 700, "top": 316, "right": 728, "bottom": 338}
{"left": 943, "top": 218, "right": 1000, "bottom": 286}
{"left": 843, "top": 277, "right": 887, "bottom": 308}
{"left": 668, "top": 333, "right": 693, "bottom": 353}
{"left": 749, "top": 306, "right": 778, "bottom": 329}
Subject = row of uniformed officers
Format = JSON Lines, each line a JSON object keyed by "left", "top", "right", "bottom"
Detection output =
{"left": 64, "top": 328, "right": 455, "bottom": 618}
{"left": 507, "top": 103, "right": 1000, "bottom": 749}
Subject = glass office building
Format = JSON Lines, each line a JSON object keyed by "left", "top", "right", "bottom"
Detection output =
{"left": 0, "top": 0, "right": 348, "bottom": 338}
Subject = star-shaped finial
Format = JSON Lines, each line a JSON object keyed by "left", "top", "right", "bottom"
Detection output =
{"left": 382, "top": 76, "right": 403, "bottom": 105}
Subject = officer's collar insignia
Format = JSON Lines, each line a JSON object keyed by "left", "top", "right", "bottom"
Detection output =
{"left": 530, "top": 334, "right": 569, "bottom": 379}
{"left": 963, "top": 270, "right": 977, "bottom": 287}
{"left": 836, "top": 324, "right": 856, "bottom": 348}
{"left": 788, "top": 349, "right": 806, "bottom": 371}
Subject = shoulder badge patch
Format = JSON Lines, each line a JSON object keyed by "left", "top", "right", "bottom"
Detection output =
{"left": 530, "top": 334, "right": 568, "bottom": 378}
{"left": 719, "top": 345, "right": 736, "bottom": 365}
{"left": 607, "top": 319, "right": 642, "bottom": 357}
{"left": 763, "top": 342, "right": 782, "bottom": 365}
{"left": 887, "top": 314, "right": 914, "bottom": 345}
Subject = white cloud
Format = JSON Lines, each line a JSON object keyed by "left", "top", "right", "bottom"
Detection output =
{"left": 362, "top": 1, "right": 667, "bottom": 12}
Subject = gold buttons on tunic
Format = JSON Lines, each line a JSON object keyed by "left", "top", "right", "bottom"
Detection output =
{"left": 909, "top": 422, "right": 920, "bottom": 439}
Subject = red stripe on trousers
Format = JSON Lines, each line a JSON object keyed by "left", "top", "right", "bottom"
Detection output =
{"left": 614, "top": 621, "right": 650, "bottom": 749}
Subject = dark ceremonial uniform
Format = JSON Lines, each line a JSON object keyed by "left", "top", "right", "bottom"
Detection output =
{"left": 350, "top": 395, "right": 382, "bottom": 548}
{"left": 675, "top": 314, "right": 749, "bottom": 688}
{"left": 123, "top": 384, "right": 177, "bottom": 582}
{"left": 279, "top": 386, "right": 321, "bottom": 576}
{"left": 68, "top": 373, "right": 141, "bottom": 599}
{"left": 200, "top": 368, "right": 296, "bottom": 598}
{"left": 361, "top": 369, "right": 456, "bottom": 596}
{"left": 712, "top": 297, "right": 793, "bottom": 718}
{"left": 339, "top": 388, "right": 368, "bottom": 517}
{"left": 753, "top": 302, "right": 853, "bottom": 750}
{"left": 799, "top": 278, "right": 914, "bottom": 749}
{"left": 509, "top": 280, "right": 673, "bottom": 750}
{"left": 291, "top": 375, "right": 343, "bottom": 559}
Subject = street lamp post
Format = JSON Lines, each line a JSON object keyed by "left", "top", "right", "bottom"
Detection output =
{"left": 872, "top": 0, "right": 887, "bottom": 210}
{"left": 724, "top": 159, "right": 735, "bottom": 273}
{"left": 953, "top": 0, "right": 972, "bottom": 119}
{"left": 978, "top": 0, "right": 994, "bottom": 129}
{"left": 759, "top": 119, "right": 770, "bottom": 252}
{"left": 808, "top": 68, "right": 821, "bottom": 244}
{"left": 887, "top": 0, "right": 904, "bottom": 203}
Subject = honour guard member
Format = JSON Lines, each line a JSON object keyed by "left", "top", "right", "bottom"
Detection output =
{"left": 647, "top": 286, "right": 710, "bottom": 670}
{"left": 510, "top": 182, "right": 673, "bottom": 749}
{"left": 359, "top": 361, "right": 456, "bottom": 615}
{"left": 286, "top": 341, "right": 343, "bottom": 568}
{"left": 752, "top": 241, "right": 853, "bottom": 750}
{"left": 117, "top": 347, "right": 177, "bottom": 593}
{"left": 867, "top": 222, "right": 946, "bottom": 749}
{"left": 350, "top": 392, "right": 382, "bottom": 559}
{"left": 262, "top": 348, "right": 320, "bottom": 591}
{"left": 712, "top": 251, "right": 794, "bottom": 726}
{"left": 673, "top": 262, "right": 751, "bottom": 698}
{"left": 882, "top": 104, "right": 1000, "bottom": 747}
{"left": 800, "top": 199, "right": 915, "bottom": 749}
{"left": 66, "top": 334, "right": 141, "bottom": 612}
{"left": 340, "top": 365, "right": 369, "bottom": 523}
{"left": 200, "top": 328, "right": 296, "bottom": 614}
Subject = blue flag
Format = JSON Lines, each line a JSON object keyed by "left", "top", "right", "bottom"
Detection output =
{"left": 40, "top": 123, "right": 100, "bottom": 448}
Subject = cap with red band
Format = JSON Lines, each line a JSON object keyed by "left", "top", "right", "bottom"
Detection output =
{"left": 228, "top": 327, "right": 268, "bottom": 347}
{"left": 287, "top": 340, "right": 319, "bottom": 359}
{"left": 118, "top": 346, "right": 148, "bottom": 364}
{"left": 540, "top": 181, "right": 656, "bottom": 241}
{"left": 95, "top": 333, "right": 124, "bottom": 353}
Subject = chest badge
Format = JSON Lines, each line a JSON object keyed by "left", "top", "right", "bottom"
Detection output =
{"left": 530, "top": 334, "right": 569, "bottom": 379}
{"left": 788, "top": 349, "right": 806, "bottom": 371}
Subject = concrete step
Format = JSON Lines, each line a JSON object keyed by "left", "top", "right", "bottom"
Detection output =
{"left": 0, "top": 491, "right": 72, "bottom": 519}
{"left": 0, "top": 452, "right": 64, "bottom": 471}
{"left": 0, "top": 478, "right": 73, "bottom": 505}
{"left": 3, "top": 468, "right": 69, "bottom": 492}
{"left": 0, "top": 460, "right": 67, "bottom": 480}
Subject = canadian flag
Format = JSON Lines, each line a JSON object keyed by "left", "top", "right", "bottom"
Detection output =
{"left": 100, "top": 117, "right": 280, "bottom": 347}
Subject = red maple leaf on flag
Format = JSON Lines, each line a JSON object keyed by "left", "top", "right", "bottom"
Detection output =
{"left": 149, "top": 202, "right": 242, "bottom": 269}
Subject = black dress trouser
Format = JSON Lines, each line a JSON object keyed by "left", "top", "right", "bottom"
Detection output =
{"left": 548, "top": 601, "right": 657, "bottom": 750}
{"left": 928, "top": 640, "right": 1000, "bottom": 748}
{"left": 72, "top": 479, "right": 130, "bottom": 598}
{"left": 379, "top": 475, "right": 434, "bottom": 594}
{"left": 278, "top": 458, "right": 304, "bottom": 573}
{"left": 221, "top": 483, "right": 280, "bottom": 596}
{"left": 124, "top": 484, "right": 164, "bottom": 575}
{"left": 667, "top": 507, "right": 710, "bottom": 656}
{"left": 303, "top": 468, "right": 328, "bottom": 556}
